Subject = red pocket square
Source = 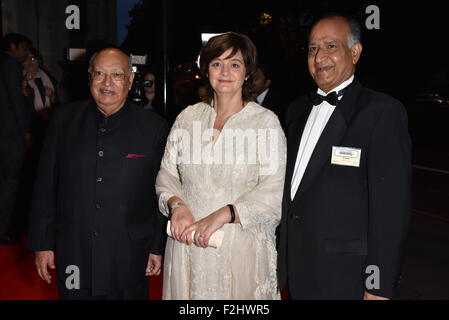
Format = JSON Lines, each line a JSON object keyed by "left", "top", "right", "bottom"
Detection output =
{"left": 126, "top": 154, "right": 145, "bottom": 158}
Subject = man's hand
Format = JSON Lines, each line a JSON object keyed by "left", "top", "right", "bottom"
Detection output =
{"left": 145, "top": 254, "right": 162, "bottom": 277}
{"left": 364, "top": 291, "right": 389, "bottom": 300}
{"left": 35, "top": 251, "right": 55, "bottom": 284}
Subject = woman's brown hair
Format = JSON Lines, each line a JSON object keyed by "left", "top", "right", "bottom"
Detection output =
{"left": 199, "top": 32, "right": 258, "bottom": 104}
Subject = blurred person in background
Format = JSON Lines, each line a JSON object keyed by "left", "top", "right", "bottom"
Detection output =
{"left": 197, "top": 80, "right": 209, "bottom": 102}
{"left": 22, "top": 47, "right": 55, "bottom": 121}
{"left": 252, "top": 59, "right": 287, "bottom": 129}
{"left": 142, "top": 69, "right": 164, "bottom": 117}
{"left": 142, "top": 70, "right": 156, "bottom": 110}
{"left": 0, "top": 33, "right": 33, "bottom": 244}
{"left": 13, "top": 48, "right": 56, "bottom": 237}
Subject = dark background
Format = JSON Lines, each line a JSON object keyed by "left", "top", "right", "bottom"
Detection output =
{"left": 120, "top": 0, "right": 449, "bottom": 104}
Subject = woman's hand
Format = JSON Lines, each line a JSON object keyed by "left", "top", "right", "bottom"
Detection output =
{"left": 170, "top": 205, "right": 194, "bottom": 243}
{"left": 182, "top": 206, "right": 231, "bottom": 248}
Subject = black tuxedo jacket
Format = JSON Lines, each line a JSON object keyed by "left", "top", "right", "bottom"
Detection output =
{"left": 277, "top": 80, "right": 412, "bottom": 299}
{"left": 27, "top": 99, "right": 169, "bottom": 296}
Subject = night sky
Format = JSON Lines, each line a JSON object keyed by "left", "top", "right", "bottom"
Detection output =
{"left": 117, "top": 0, "right": 141, "bottom": 46}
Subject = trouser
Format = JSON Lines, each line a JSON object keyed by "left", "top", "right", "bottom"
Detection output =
{"left": 0, "top": 138, "right": 25, "bottom": 235}
{"left": 0, "top": 177, "right": 21, "bottom": 234}
{"left": 57, "top": 280, "right": 150, "bottom": 300}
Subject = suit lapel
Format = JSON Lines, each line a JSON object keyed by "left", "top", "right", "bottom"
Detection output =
{"left": 285, "top": 108, "right": 311, "bottom": 188}
{"left": 283, "top": 102, "right": 312, "bottom": 210}
{"left": 291, "top": 80, "right": 362, "bottom": 202}
{"left": 261, "top": 89, "right": 273, "bottom": 107}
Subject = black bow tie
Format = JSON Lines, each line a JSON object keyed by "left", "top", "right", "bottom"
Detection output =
{"left": 310, "top": 89, "right": 346, "bottom": 106}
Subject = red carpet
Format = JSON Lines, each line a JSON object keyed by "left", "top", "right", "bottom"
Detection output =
{"left": 0, "top": 237, "right": 163, "bottom": 300}
{"left": 1, "top": 237, "right": 286, "bottom": 300}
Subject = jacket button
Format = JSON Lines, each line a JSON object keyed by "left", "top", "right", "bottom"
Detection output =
{"left": 96, "top": 177, "right": 103, "bottom": 183}
{"left": 98, "top": 150, "right": 104, "bottom": 157}
{"left": 95, "top": 203, "right": 101, "bottom": 209}
{"left": 98, "top": 128, "right": 106, "bottom": 134}
{"left": 93, "top": 231, "right": 98, "bottom": 237}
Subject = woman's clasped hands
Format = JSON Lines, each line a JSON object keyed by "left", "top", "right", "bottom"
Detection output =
{"left": 170, "top": 205, "right": 230, "bottom": 248}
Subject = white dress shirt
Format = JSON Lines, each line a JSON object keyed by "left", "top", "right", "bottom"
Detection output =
{"left": 257, "top": 88, "right": 269, "bottom": 105}
{"left": 290, "top": 75, "right": 354, "bottom": 200}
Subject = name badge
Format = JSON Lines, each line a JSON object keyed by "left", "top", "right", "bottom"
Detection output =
{"left": 331, "top": 146, "right": 361, "bottom": 167}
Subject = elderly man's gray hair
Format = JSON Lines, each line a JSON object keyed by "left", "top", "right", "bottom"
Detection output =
{"left": 309, "top": 14, "right": 362, "bottom": 48}
{"left": 88, "top": 50, "right": 133, "bottom": 75}
{"left": 346, "top": 18, "right": 361, "bottom": 48}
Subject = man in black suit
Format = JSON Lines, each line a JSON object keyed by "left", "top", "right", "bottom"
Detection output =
{"left": 27, "top": 48, "right": 169, "bottom": 299}
{"left": 253, "top": 64, "right": 286, "bottom": 128}
{"left": 0, "top": 33, "right": 33, "bottom": 244}
{"left": 277, "top": 15, "right": 411, "bottom": 299}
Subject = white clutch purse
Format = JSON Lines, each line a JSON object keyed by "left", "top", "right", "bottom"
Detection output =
{"left": 166, "top": 221, "right": 224, "bottom": 248}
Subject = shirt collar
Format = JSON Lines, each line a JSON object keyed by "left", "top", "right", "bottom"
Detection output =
{"left": 317, "top": 75, "right": 354, "bottom": 97}
{"left": 96, "top": 100, "right": 130, "bottom": 128}
{"left": 257, "top": 88, "right": 269, "bottom": 104}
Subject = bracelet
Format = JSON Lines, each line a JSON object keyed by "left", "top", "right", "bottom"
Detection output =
{"left": 168, "top": 201, "right": 185, "bottom": 217}
{"left": 168, "top": 201, "right": 185, "bottom": 212}
{"left": 227, "top": 204, "right": 235, "bottom": 224}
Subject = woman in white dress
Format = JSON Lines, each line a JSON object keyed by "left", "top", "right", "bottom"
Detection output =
{"left": 156, "top": 32, "right": 286, "bottom": 300}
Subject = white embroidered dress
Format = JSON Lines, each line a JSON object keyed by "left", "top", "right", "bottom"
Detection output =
{"left": 156, "top": 101, "right": 286, "bottom": 300}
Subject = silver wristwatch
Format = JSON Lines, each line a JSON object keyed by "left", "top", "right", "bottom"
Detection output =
{"left": 169, "top": 201, "right": 185, "bottom": 214}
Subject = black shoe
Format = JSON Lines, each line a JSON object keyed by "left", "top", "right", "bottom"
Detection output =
{"left": 0, "top": 234, "right": 22, "bottom": 244}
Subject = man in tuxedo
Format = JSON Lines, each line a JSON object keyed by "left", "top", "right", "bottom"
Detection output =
{"left": 27, "top": 48, "right": 169, "bottom": 299}
{"left": 0, "top": 33, "right": 34, "bottom": 244}
{"left": 277, "top": 14, "right": 411, "bottom": 299}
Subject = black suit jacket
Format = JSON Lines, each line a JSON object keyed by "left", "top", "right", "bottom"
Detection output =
{"left": 277, "top": 80, "right": 411, "bottom": 299}
{"left": 260, "top": 87, "right": 286, "bottom": 129}
{"left": 27, "top": 99, "right": 169, "bottom": 296}
{"left": 0, "top": 52, "right": 34, "bottom": 234}
{"left": 0, "top": 52, "right": 34, "bottom": 138}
